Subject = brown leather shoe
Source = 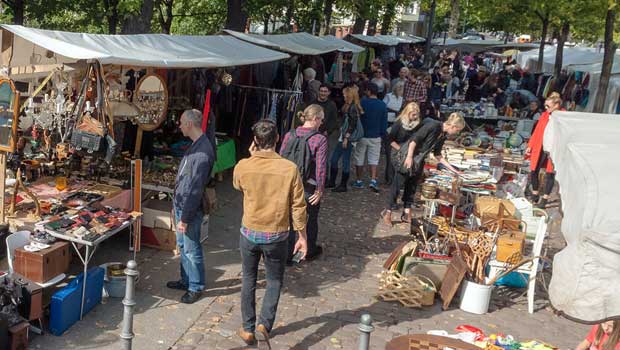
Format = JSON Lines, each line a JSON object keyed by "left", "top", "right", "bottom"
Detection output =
{"left": 237, "top": 328, "right": 255, "bottom": 345}
{"left": 255, "top": 324, "right": 271, "bottom": 350}
{"left": 381, "top": 209, "right": 393, "bottom": 226}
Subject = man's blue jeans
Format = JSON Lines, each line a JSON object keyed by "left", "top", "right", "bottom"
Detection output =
{"left": 175, "top": 209, "right": 206, "bottom": 292}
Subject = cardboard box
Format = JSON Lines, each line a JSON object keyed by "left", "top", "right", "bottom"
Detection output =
{"left": 142, "top": 199, "right": 175, "bottom": 230}
{"left": 141, "top": 226, "right": 177, "bottom": 251}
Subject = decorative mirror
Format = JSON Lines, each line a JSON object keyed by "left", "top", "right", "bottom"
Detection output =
{"left": 0, "top": 79, "right": 19, "bottom": 152}
{"left": 134, "top": 74, "right": 168, "bottom": 131}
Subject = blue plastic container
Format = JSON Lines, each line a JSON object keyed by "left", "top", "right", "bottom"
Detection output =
{"left": 50, "top": 267, "right": 104, "bottom": 336}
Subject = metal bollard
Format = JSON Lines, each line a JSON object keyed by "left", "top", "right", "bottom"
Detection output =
{"left": 121, "top": 260, "right": 139, "bottom": 350}
{"left": 358, "top": 314, "right": 374, "bottom": 350}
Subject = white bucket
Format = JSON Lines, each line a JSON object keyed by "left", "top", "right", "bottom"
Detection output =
{"left": 459, "top": 280, "right": 493, "bottom": 314}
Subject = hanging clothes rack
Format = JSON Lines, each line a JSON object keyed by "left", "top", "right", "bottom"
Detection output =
{"left": 231, "top": 84, "right": 303, "bottom": 95}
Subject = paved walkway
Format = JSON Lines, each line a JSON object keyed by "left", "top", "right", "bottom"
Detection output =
{"left": 30, "top": 179, "right": 588, "bottom": 350}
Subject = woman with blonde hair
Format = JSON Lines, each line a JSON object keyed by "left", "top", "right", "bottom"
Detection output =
{"left": 526, "top": 92, "right": 563, "bottom": 208}
{"left": 328, "top": 86, "right": 364, "bottom": 192}
{"left": 382, "top": 112, "right": 465, "bottom": 225}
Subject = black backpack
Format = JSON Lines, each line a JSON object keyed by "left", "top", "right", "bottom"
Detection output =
{"left": 281, "top": 129, "right": 319, "bottom": 182}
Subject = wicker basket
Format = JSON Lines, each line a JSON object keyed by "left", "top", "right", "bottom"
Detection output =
{"left": 410, "top": 274, "right": 437, "bottom": 306}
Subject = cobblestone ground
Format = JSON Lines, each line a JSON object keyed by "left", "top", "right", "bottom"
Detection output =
{"left": 169, "top": 180, "right": 588, "bottom": 350}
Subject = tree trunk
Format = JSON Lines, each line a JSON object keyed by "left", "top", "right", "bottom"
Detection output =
{"left": 536, "top": 17, "right": 549, "bottom": 73}
{"left": 352, "top": 17, "right": 366, "bottom": 34}
{"left": 104, "top": 0, "right": 120, "bottom": 34}
{"left": 225, "top": 0, "right": 249, "bottom": 32}
{"left": 553, "top": 21, "right": 570, "bottom": 79}
{"left": 284, "top": 0, "right": 295, "bottom": 32}
{"left": 320, "top": 0, "right": 335, "bottom": 35}
{"left": 12, "top": 0, "right": 24, "bottom": 25}
{"left": 448, "top": 0, "right": 459, "bottom": 38}
{"left": 423, "top": 0, "right": 437, "bottom": 68}
{"left": 380, "top": 0, "right": 397, "bottom": 35}
{"left": 593, "top": 6, "right": 617, "bottom": 113}
{"left": 263, "top": 15, "right": 270, "bottom": 34}
{"left": 121, "top": 0, "right": 155, "bottom": 34}
{"left": 504, "top": 32, "right": 509, "bottom": 44}
{"left": 157, "top": 0, "right": 174, "bottom": 34}
{"left": 366, "top": 4, "right": 379, "bottom": 35}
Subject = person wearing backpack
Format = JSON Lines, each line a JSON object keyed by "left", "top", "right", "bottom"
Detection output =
{"left": 327, "top": 85, "right": 364, "bottom": 193}
{"left": 280, "top": 104, "right": 328, "bottom": 262}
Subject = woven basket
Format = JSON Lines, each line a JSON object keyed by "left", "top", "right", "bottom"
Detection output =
{"left": 410, "top": 274, "right": 437, "bottom": 306}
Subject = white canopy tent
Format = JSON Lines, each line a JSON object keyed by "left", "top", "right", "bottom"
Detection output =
{"left": 432, "top": 38, "right": 504, "bottom": 54}
{"left": 516, "top": 46, "right": 603, "bottom": 73}
{"left": 321, "top": 35, "right": 364, "bottom": 53}
{"left": 565, "top": 60, "right": 620, "bottom": 114}
{"left": 0, "top": 25, "right": 290, "bottom": 69}
{"left": 544, "top": 111, "right": 620, "bottom": 322}
{"left": 223, "top": 30, "right": 341, "bottom": 55}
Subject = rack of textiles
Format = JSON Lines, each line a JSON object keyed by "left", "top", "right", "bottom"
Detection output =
{"left": 534, "top": 72, "right": 591, "bottom": 110}
{"left": 221, "top": 84, "right": 303, "bottom": 143}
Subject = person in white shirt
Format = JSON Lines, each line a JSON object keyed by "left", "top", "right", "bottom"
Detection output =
{"left": 391, "top": 67, "right": 409, "bottom": 89}
{"left": 383, "top": 82, "right": 404, "bottom": 123}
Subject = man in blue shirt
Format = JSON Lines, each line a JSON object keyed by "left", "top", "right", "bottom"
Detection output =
{"left": 352, "top": 82, "right": 388, "bottom": 192}
{"left": 167, "top": 109, "right": 215, "bottom": 304}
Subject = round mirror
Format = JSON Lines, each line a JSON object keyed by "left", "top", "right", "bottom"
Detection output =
{"left": 0, "top": 79, "right": 18, "bottom": 152}
{"left": 135, "top": 74, "right": 168, "bottom": 131}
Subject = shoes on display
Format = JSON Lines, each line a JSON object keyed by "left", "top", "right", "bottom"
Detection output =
{"left": 180, "top": 290, "right": 202, "bottom": 304}
{"left": 352, "top": 180, "right": 364, "bottom": 189}
{"left": 166, "top": 280, "right": 188, "bottom": 291}
{"left": 255, "top": 324, "right": 271, "bottom": 350}
{"left": 237, "top": 328, "right": 256, "bottom": 345}
{"left": 369, "top": 180, "right": 380, "bottom": 193}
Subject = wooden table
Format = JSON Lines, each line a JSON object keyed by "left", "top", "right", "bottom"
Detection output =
{"left": 386, "top": 334, "right": 481, "bottom": 350}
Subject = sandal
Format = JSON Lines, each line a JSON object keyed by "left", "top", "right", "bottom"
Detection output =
{"left": 401, "top": 210, "right": 412, "bottom": 224}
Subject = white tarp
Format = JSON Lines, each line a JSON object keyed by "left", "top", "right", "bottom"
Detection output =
{"left": 0, "top": 25, "right": 290, "bottom": 68}
{"left": 544, "top": 111, "right": 620, "bottom": 322}
{"left": 223, "top": 30, "right": 340, "bottom": 55}
{"left": 322, "top": 35, "right": 364, "bottom": 53}
{"left": 378, "top": 35, "right": 423, "bottom": 44}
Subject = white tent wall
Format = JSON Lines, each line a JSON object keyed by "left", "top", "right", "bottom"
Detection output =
{"left": 1, "top": 25, "right": 290, "bottom": 69}
{"left": 223, "top": 30, "right": 341, "bottom": 55}
{"left": 544, "top": 111, "right": 620, "bottom": 322}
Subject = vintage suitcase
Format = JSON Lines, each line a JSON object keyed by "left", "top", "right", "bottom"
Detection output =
{"left": 50, "top": 267, "right": 104, "bottom": 336}
{"left": 11, "top": 274, "right": 43, "bottom": 321}
{"left": 496, "top": 231, "right": 526, "bottom": 263}
{"left": 13, "top": 241, "right": 71, "bottom": 283}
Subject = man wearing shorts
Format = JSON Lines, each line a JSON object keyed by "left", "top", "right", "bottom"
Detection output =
{"left": 352, "top": 82, "right": 387, "bottom": 192}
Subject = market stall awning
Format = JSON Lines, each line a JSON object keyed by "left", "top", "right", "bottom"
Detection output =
{"left": 321, "top": 35, "right": 365, "bottom": 53}
{"left": 223, "top": 30, "right": 341, "bottom": 55}
{"left": 377, "top": 35, "right": 423, "bottom": 44}
{"left": 432, "top": 38, "right": 504, "bottom": 53}
{"left": 487, "top": 43, "right": 540, "bottom": 51}
{"left": 0, "top": 25, "right": 290, "bottom": 68}
{"left": 346, "top": 34, "right": 399, "bottom": 46}
{"left": 544, "top": 111, "right": 620, "bottom": 323}
{"left": 517, "top": 46, "right": 604, "bottom": 73}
